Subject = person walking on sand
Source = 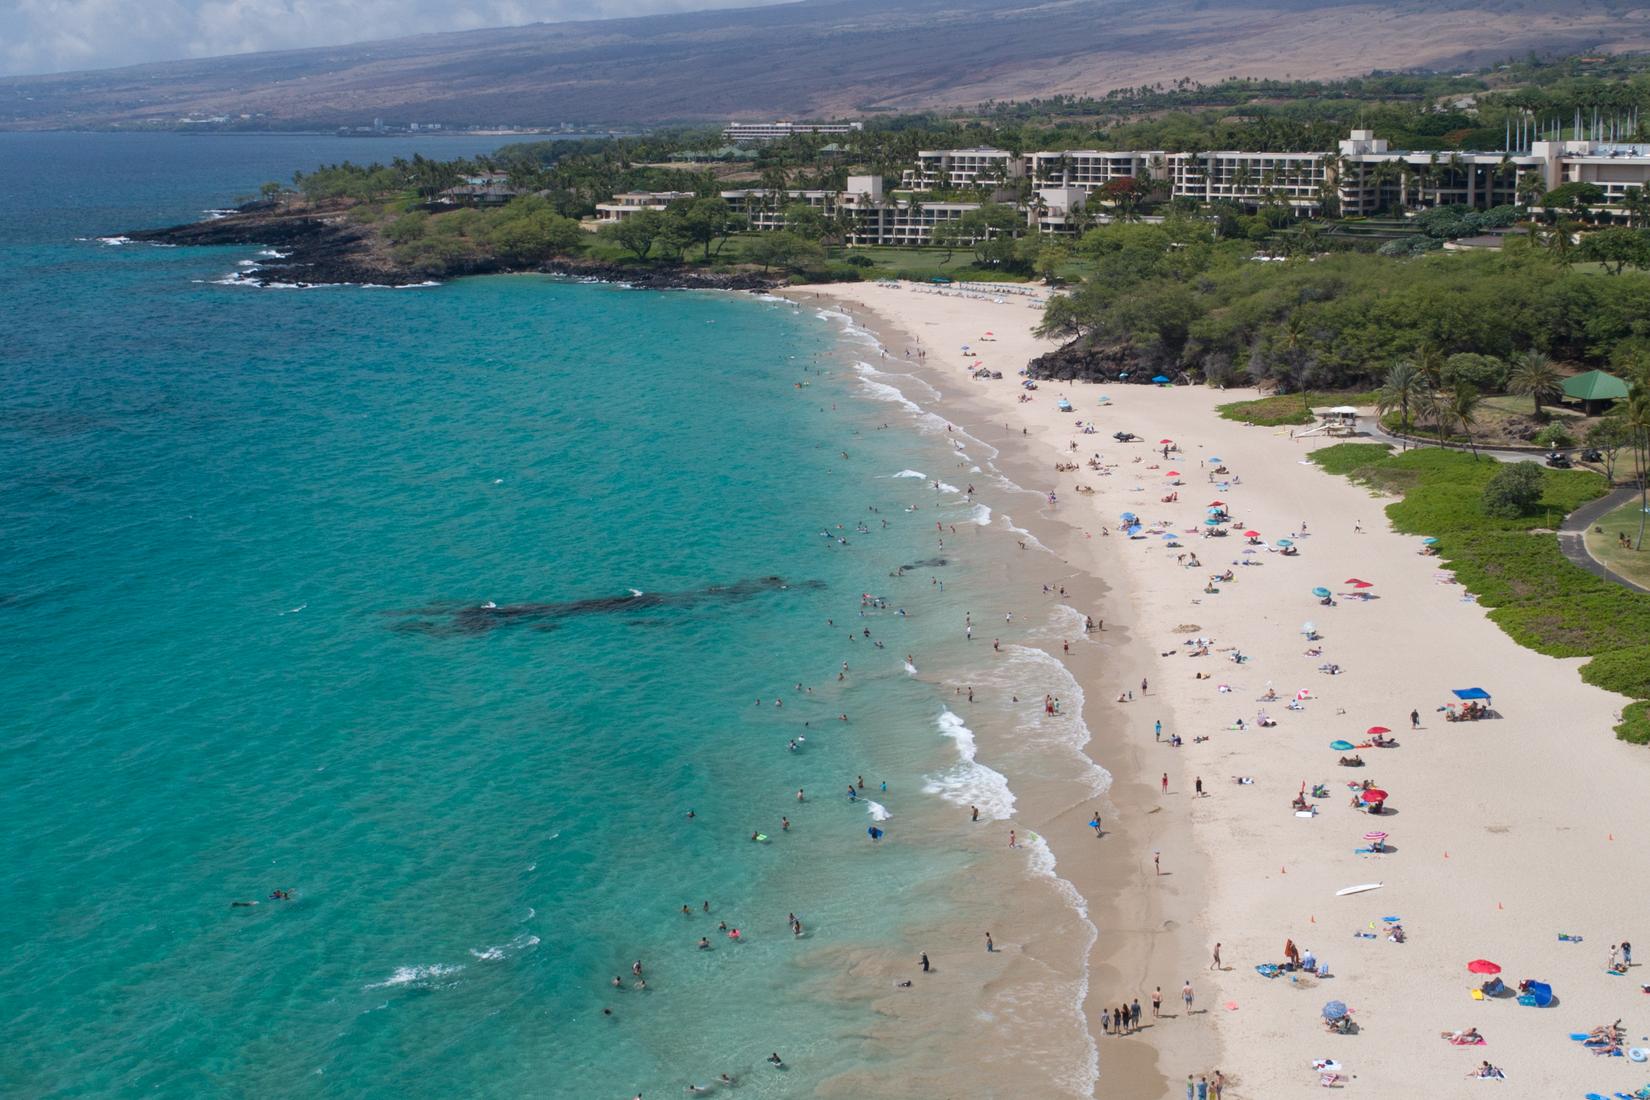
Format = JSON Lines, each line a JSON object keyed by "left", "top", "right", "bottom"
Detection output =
{"left": 1210, "top": 943, "right": 1221, "bottom": 970}
{"left": 1155, "top": 719, "right": 1162, "bottom": 742}
{"left": 1186, "top": 1074, "right": 1195, "bottom": 1100}
{"left": 920, "top": 952, "right": 930, "bottom": 973}
{"left": 1154, "top": 851, "right": 1161, "bottom": 876}
{"left": 1008, "top": 830, "right": 1017, "bottom": 848}
{"left": 1195, "top": 776, "right": 1204, "bottom": 797}
{"left": 1131, "top": 998, "right": 1141, "bottom": 1029}
{"left": 985, "top": 932, "right": 994, "bottom": 953}
{"left": 1152, "top": 986, "right": 1163, "bottom": 1018}
{"left": 1183, "top": 980, "right": 1194, "bottom": 1012}
{"left": 1141, "top": 677, "right": 1149, "bottom": 695}
{"left": 1161, "top": 773, "right": 1169, "bottom": 794}
{"left": 1410, "top": 708, "right": 1420, "bottom": 729}
{"left": 1211, "top": 1069, "right": 1225, "bottom": 1098}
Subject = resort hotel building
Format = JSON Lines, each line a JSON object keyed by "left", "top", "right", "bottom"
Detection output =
{"left": 599, "top": 129, "right": 1650, "bottom": 245}
{"left": 722, "top": 121, "right": 864, "bottom": 143}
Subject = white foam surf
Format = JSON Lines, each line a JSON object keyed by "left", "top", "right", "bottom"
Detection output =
{"left": 469, "top": 933, "right": 541, "bottom": 961}
{"left": 999, "top": 514, "right": 1051, "bottom": 554}
{"left": 891, "top": 469, "right": 927, "bottom": 479}
{"left": 922, "top": 709, "right": 1016, "bottom": 821}
{"left": 366, "top": 962, "right": 464, "bottom": 989}
{"left": 1023, "top": 832, "right": 1101, "bottom": 1096}
{"left": 970, "top": 502, "right": 993, "bottom": 526}
{"left": 866, "top": 801, "right": 892, "bottom": 822}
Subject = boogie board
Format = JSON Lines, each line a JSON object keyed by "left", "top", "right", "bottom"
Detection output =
{"left": 1335, "top": 883, "right": 1383, "bottom": 896}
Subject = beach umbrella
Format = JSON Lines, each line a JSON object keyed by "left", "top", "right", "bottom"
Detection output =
{"left": 1311, "top": 587, "right": 1331, "bottom": 598}
{"left": 1127, "top": 524, "right": 1143, "bottom": 536}
{"left": 1345, "top": 578, "right": 1374, "bottom": 588}
{"left": 1366, "top": 726, "right": 1390, "bottom": 735}
{"left": 1363, "top": 831, "right": 1389, "bottom": 842}
{"left": 1152, "top": 375, "right": 1171, "bottom": 383}
{"left": 1466, "top": 960, "right": 1501, "bottom": 975}
{"left": 1360, "top": 789, "right": 1388, "bottom": 803}
{"left": 1119, "top": 512, "right": 1137, "bottom": 522}
{"left": 1276, "top": 538, "right": 1294, "bottom": 547}
{"left": 1208, "top": 456, "right": 1222, "bottom": 463}
{"left": 1208, "top": 500, "right": 1225, "bottom": 507}
{"left": 1297, "top": 688, "right": 1312, "bottom": 700}
{"left": 1330, "top": 740, "right": 1355, "bottom": 751}
{"left": 1243, "top": 530, "right": 1261, "bottom": 538}
{"left": 1322, "top": 1001, "right": 1348, "bottom": 1021}
{"left": 1165, "top": 470, "right": 1180, "bottom": 476}
{"left": 1422, "top": 537, "right": 1439, "bottom": 545}
{"left": 1205, "top": 518, "right": 1222, "bottom": 526}
{"left": 1300, "top": 621, "right": 1316, "bottom": 634}
{"left": 1159, "top": 438, "right": 1174, "bottom": 444}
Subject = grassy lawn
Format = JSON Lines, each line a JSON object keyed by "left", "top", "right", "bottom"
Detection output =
{"left": 1584, "top": 496, "right": 1650, "bottom": 589}
{"left": 1311, "top": 444, "right": 1650, "bottom": 743}
{"left": 830, "top": 245, "right": 1035, "bottom": 282}
{"left": 1216, "top": 391, "right": 1379, "bottom": 427}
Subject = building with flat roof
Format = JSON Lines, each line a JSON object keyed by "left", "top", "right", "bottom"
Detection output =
{"left": 1027, "top": 150, "right": 1164, "bottom": 192}
{"left": 1167, "top": 149, "right": 1331, "bottom": 214}
{"left": 722, "top": 121, "right": 863, "bottom": 143}
{"left": 593, "top": 191, "right": 696, "bottom": 222}
{"left": 904, "top": 148, "right": 1023, "bottom": 191}
{"left": 1531, "top": 139, "right": 1650, "bottom": 204}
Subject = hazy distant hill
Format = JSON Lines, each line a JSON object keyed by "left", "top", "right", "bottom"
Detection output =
{"left": 4, "top": 0, "right": 1650, "bottom": 130}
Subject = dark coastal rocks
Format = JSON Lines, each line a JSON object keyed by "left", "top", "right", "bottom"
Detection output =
{"left": 124, "top": 204, "right": 786, "bottom": 291}
{"left": 1027, "top": 338, "right": 1181, "bottom": 385}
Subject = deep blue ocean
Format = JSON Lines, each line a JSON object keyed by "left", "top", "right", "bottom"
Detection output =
{"left": 0, "top": 134, "right": 1028, "bottom": 1097}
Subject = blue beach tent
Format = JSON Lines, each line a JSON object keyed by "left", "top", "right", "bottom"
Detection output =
{"left": 1451, "top": 688, "right": 1491, "bottom": 702}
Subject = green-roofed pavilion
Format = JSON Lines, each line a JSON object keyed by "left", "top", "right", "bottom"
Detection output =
{"left": 1563, "top": 370, "right": 1629, "bottom": 414}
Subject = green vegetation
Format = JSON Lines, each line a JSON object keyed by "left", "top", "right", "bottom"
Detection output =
{"left": 1310, "top": 444, "right": 1650, "bottom": 742}
{"left": 1043, "top": 214, "right": 1650, "bottom": 393}
{"left": 1216, "top": 391, "right": 1377, "bottom": 426}
{"left": 1584, "top": 497, "right": 1650, "bottom": 590}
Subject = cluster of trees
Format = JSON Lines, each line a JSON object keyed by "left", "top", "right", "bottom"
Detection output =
{"left": 1039, "top": 218, "right": 1650, "bottom": 392}
{"left": 592, "top": 198, "right": 747, "bottom": 263}
{"left": 382, "top": 197, "right": 584, "bottom": 274}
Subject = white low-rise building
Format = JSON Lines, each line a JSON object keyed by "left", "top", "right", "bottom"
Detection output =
{"left": 594, "top": 191, "right": 697, "bottom": 222}
{"left": 722, "top": 121, "right": 863, "bottom": 143}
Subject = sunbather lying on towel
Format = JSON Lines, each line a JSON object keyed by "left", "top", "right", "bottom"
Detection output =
{"left": 1466, "top": 1061, "right": 1504, "bottom": 1079}
{"left": 1441, "top": 1027, "right": 1485, "bottom": 1044}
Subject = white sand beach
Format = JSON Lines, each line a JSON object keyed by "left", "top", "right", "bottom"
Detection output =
{"left": 791, "top": 280, "right": 1650, "bottom": 1098}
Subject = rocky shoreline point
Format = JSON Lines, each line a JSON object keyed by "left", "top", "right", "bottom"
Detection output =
{"left": 126, "top": 201, "right": 786, "bottom": 291}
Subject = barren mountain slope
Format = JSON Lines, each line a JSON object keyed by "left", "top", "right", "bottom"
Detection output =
{"left": 3, "top": 0, "right": 1648, "bottom": 129}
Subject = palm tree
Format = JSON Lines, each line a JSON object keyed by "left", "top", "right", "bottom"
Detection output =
{"left": 1507, "top": 349, "right": 1563, "bottom": 416}
{"left": 1413, "top": 343, "right": 1447, "bottom": 390}
{"left": 1622, "top": 385, "right": 1650, "bottom": 549}
{"left": 1437, "top": 382, "right": 1484, "bottom": 456}
{"left": 1516, "top": 170, "right": 1547, "bottom": 209}
{"left": 1376, "top": 359, "right": 1427, "bottom": 443}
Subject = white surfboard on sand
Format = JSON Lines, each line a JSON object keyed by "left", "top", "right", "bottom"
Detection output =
{"left": 1336, "top": 883, "right": 1383, "bottom": 896}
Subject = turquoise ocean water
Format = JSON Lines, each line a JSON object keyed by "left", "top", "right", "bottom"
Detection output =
{"left": 0, "top": 135, "right": 1092, "bottom": 1098}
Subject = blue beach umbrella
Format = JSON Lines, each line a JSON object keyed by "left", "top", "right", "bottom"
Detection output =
{"left": 1152, "top": 375, "right": 1171, "bottom": 384}
{"left": 1322, "top": 1001, "right": 1348, "bottom": 1021}
{"left": 1312, "top": 586, "right": 1331, "bottom": 598}
{"left": 1161, "top": 533, "right": 1178, "bottom": 540}
{"left": 1208, "top": 456, "right": 1222, "bottom": 463}
{"left": 1276, "top": 538, "right": 1294, "bottom": 547}
{"left": 1204, "top": 518, "right": 1222, "bottom": 526}
{"left": 1127, "top": 524, "right": 1143, "bottom": 536}
{"left": 1422, "top": 537, "right": 1439, "bottom": 545}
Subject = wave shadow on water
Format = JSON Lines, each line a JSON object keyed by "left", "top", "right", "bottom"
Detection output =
{"left": 385, "top": 575, "right": 826, "bottom": 636}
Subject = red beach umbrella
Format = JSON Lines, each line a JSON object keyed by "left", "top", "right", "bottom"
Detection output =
{"left": 1345, "top": 578, "right": 1374, "bottom": 588}
{"left": 1466, "top": 960, "right": 1502, "bottom": 975}
{"left": 1208, "top": 500, "right": 1226, "bottom": 507}
{"left": 1160, "top": 438, "right": 1174, "bottom": 444}
{"left": 1243, "top": 530, "right": 1261, "bottom": 538}
{"left": 1165, "top": 470, "right": 1180, "bottom": 476}
{"left": 1366, "top": 726, "right": 1390, "bottom": 735}
{"left": 1359, "top": 789, "right": 1388, "bottom": 803}
{"left": 1362, "top": 831, "right": 1388, "bottom": 841}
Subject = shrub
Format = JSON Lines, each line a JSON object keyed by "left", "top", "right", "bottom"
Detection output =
{"left": 1441, "top": 352, "right": 1508, "bottom": 393}
{"left": 1533, "top": 423, "right": 1574, "bottom": 449}
{"left": 1482, "top": 463, "right": 1545, "bottom": 517}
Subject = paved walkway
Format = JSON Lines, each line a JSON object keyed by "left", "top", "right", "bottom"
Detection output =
{"left": 1559, "top": 485, "right": 1650, "bottom": 594}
